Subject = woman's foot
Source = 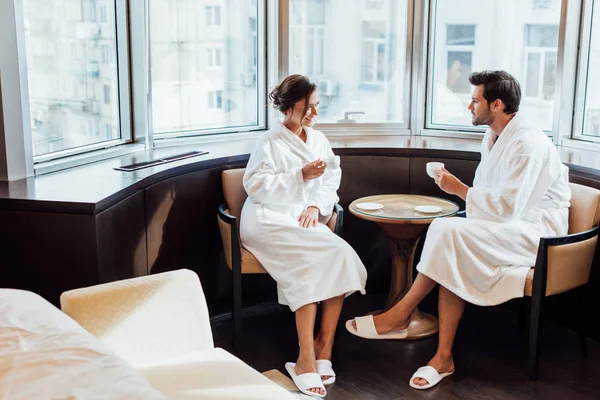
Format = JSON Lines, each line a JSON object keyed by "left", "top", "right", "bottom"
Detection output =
{"left": 351, "top": 307, "right": 411, "bottom": 334}
{"left": 294, "top": 353, "right": 325, "bottom": 396}
{"left": 412, "top": 353, "right": 455, "bottom": 387}
{"left": 314, "top": 337, "right": 334, "bottom": 381}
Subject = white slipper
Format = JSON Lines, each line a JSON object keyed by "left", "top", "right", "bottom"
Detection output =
{"left": 316, "top": 359, "right": 336, "bottom": 385}
{"left": 345, "top": 315, "right": 408, "bottom": 339}
{"left": 285, "top": 362, "right": 326, "bottom": 398}
{"left": 409, "top": 366, "right": 454, "bottom": 390}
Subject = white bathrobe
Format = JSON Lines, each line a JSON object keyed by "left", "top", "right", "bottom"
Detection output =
{"left": 417, "top": 114, "right": 571, "bottom": 305}
{"left": 240, "top": 122, "right": 367, "bottom": 312}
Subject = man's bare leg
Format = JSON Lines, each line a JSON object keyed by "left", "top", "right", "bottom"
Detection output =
{"left": 314, "top": 295, "right": 344, "bottom": 380}
{"left": 294, "top": 303, "right": 324, "bottom": 396}
{"left": 413, "top": 285, "right": 464, "bottom": 387}
{"left": 352, "top": 273, "right": 437, "bottom": 333}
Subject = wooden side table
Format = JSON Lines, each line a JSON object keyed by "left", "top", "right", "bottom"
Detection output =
{"left": 349, "top": 194, "right": 459, "bottom": 339}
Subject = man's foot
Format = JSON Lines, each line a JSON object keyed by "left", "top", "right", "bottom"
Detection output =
{"left": 314, "top": 337, "right": 334, "bottom": 381}
{"left": 351, "top": 308, "right": 410, "bottom": 334}
{"left": 294, "top": 355, "right": 325, "bottom": 396}
{"left": 412, "top": 353, "right": 455, "bottom": 387}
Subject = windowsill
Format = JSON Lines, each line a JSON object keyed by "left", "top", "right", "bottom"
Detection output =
{"left": 34, "top": 143, "right": 146, "bottom": 176}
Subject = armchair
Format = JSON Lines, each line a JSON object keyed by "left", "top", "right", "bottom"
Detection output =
{"left": 217, "top": 168, "right": 344, "bottom": 346}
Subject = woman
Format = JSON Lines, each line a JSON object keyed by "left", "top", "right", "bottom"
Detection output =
{"left": 240, "top": 75, "right": 367, "bottom": 397}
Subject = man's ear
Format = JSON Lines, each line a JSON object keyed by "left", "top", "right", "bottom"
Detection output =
{"left": 492, "top": 99, "right": 504, "bottom": 113}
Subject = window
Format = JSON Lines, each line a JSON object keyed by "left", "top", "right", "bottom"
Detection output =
{"left": 206, "top": 48, "right": 222, "bottom": 68}
{"left": 288, "top": 0, "right": 409, "bottom": 124}
{"left": 22, "top": 0, "right": 121, "bottom": 157}
{"left": 150, "top": 0, "right": 262, "bottom": 136}
{"left": 208, "top": 91, "right": 223, "bottom": 109}
{"left": 289, "top": 0, "right": 326, "bottom": 78}
{"left": 103, "top": 85, "right": 111, "bottom": 104}
{"left": 100, "top": 4, "right": 107, "bottom": 23}
{"left": 445, "top": 25, "right": 475, "bottom": 93}
{"left": 524, "top": 25, "right": 558, "bottom": 100}
{"left": 428, "top": 0, "right": 561, "bottom": 131}
{"left": 362, "top": 21, "right": 387, "bottom": 84}
{"left": 579, "top": 0, "right": 600, "bottom": 138}
{"left": 206, "top": 5, "right": 221, "bottom": 25}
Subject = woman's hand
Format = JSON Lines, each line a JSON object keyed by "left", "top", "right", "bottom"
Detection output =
{"left": 435, "top": 167, "right": 469, "bottom": 200}
{"left": 302, "top": 159, "right": 325, "bottom": 181}
{"left": 298, "top": 206, "right": 319, "bottom": 228}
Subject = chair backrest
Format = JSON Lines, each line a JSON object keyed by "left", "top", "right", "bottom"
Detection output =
{"left": 568, "top": 182, "right": 600, "bottom": 234}
{"left": 61, "top": 269, "right": 214, "bottom": 368}
{"left": 222, "top": 168, "right": 248, "bottom": 220}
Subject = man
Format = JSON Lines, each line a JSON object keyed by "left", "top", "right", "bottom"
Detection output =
{"left": 346, "top": 70, "right": 571, "bottom": 389}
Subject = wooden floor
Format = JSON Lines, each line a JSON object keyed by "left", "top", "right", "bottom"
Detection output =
{"left": 212, "top": 294, "right": 600, "bottom": 400}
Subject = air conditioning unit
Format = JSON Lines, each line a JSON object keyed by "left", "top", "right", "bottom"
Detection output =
{"left": 318, "top": 79, "right": 337, "bottom": 97}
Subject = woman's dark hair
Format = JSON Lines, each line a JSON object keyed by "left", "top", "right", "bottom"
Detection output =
{"left": 468, "top": 70, "right": 521, "bottom": 114}
{"left": 268, "top": 74, "right": 317, "bottom": 114}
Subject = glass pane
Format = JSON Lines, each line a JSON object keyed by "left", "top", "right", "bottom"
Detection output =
{"left": 362, "top": 41, "right": 375, "bottom": 81}
{"left": 584, "top": 0, "right": 600, "bottom": 137}
{"left": 151, "top": 0, "right": 260, "bottom": 135}
{"left": 429, "top": 0, "right": 561, "bottom": 131}
{"left": 447, "top": 25, "right": 475, "bottom": 46}
{"left": 543, "top": 52, "right": 556, "bottom": 100}
{"left": 525, "top": 53, "right": 541, "bottom": 97}
{"left": 447, "top": 51, "right": 472, "bottom": 93}
{"left": 525, "top": 24, "right": 559, "bottom": 48}
{"left": 22, "top": 0, "right": 121, "bottom": 156}
{"left": 289, "top": 0, "right": 408, "bottom": 123}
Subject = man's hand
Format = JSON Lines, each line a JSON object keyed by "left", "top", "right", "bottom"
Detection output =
{"left": 298, "top": 206, "right": 319, "bottom": 228}
{"left": 302, "top": 159, "right": 325, "bottom": 181}
{"left": 435, "top": 167, "right": 469, "bottom": 200}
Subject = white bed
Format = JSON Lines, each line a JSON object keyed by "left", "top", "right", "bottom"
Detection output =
{"left": 0, "top": 289, "right": 166, "bottom": 400}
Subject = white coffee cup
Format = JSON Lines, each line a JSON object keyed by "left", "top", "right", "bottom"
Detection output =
{"left": 322, "top": 155, "right": 340, "bottom": 169}
{"left": 426, "top": 162, "right": 444, "bottom": 178}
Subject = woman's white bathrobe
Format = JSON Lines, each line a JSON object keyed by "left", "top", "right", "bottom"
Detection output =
{"left": 240, "top": 123, "right": 367, "bottom": 312}
{"left": 417, "top": 114, "right": 571, "bottom": 305}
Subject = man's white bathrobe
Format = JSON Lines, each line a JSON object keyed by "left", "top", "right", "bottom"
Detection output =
{"left": 240, "top": 123, "right": 367, "bottom": 312}
{"left": 417, "top": 114, "right": 571, "bottom": 305}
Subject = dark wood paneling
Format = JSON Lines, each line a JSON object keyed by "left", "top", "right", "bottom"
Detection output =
{"left": 145, "top": 169, "right": 224, "bottom": 303}
{"left": 96, "top": 191, "right": 147, "bottom": 283}
{"left": 143, "top": 166, "right": 274, "bottom": 313}
{"left": 0, "top": 210, "right": 97, "bottom": 306}
{"left": 337, "top": 156, "right": 411, "bottom": 294}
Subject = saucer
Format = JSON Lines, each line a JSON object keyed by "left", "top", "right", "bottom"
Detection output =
{"left": 414, "top": 205, "right": 442, "bottom": 214}
{"left": 356, "top": 202, "right": 384, "bottom": 211}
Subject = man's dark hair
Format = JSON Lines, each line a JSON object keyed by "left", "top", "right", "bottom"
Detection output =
{"left": 468, "top": 70, "right": 521, "bottom": 114}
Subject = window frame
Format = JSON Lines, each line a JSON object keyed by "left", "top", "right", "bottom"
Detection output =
{"left": 31, "top": 0, "right": 133, "bottom": 165}
{"left": 150, "top": 0, "right": 268, "bottom": 140}
{"left": 424, "top": 2, "right": 484, "bottom": 134}
{"left": 279, "top": 0, "right": 413, "bottom": 133}
{"left": 572, "top": 0, "right": 600, "bottom": 142}
{"left": 422, "top": 0, "right": 576, "bottom": 142}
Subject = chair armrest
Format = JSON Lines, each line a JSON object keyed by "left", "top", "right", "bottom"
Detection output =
{"left": 218, "top": 202, "right": 236, "bottom": 224}
{"left": 540, "top": 226, "right": 599, "bottom": 246}
{"left": 217, "top": 202, "right": 241, "bottom": 271}
{"left": 333, "top": 203, "right": 344, "bottom": 237}
{"left": 532, "top": 225, "right": 599, "bottom": 297}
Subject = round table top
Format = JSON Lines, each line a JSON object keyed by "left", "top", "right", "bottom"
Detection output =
{"left": 349, "top": 194, "right": 460, "bottom": 224}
